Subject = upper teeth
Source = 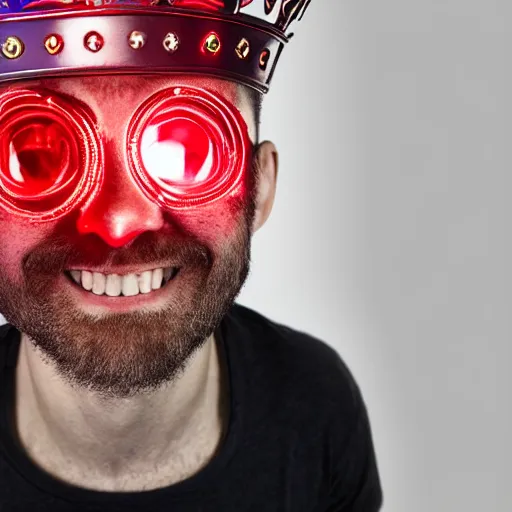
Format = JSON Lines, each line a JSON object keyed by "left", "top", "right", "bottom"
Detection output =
{"left": 68, "top": 267, "right": 175, "bottom": 297}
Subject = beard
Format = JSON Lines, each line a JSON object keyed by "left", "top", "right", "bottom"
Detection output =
{"left": 0, "top": 172, "right": 257, "bottom": 400}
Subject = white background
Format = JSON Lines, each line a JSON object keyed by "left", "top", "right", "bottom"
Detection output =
{"left": 239, "top": 0, "right": 512, "bottom": 511}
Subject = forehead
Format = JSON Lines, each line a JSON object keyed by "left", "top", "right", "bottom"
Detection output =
{"left": 2, "top": 74, "right": 256, "bottom": 141}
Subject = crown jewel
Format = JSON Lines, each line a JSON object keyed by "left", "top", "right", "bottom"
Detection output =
{"left": 0, "top": 0, "right": 312, "bottom": 92}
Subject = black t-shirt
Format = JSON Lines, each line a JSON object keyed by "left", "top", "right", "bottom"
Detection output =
{"left": 0, "top": 303, "right": 382, "bottom": 512}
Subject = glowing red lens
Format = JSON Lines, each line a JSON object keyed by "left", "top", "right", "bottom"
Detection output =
{"left": 7, "top": 116, "right": 77, "bottom": 196}
{"left": 128, "top": 86, "right": 250, "bottom": 210}
{"left": 0, "top": 90, "right": 102, "bottom": 222}
{"left": 0, "top": 86, "right": 248, "bottom": 221}
{"left": 140, "top": 117, "right": 213, "bottom": 186}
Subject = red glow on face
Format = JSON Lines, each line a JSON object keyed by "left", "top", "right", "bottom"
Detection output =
{"left": 0, "top": 86, "right": 249, "bottom": 223}
{"left": 128, "top": 86, "right": 250, "bottom": 210}
{"left": 0, "top": 89, "right": 102, "bottom": 222}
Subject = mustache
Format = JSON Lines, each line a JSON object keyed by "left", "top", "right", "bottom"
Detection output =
{"left": 23, "top": 230, "right": 212, "bottom": 278}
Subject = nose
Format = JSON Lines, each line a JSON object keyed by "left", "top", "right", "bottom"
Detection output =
{"left": 76, "top": 152, "right": 164, "bottom": 248}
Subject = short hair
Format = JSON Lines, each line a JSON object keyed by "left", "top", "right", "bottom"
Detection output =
{"left": 238, "top": 84, "right": 263, "bottom": 144}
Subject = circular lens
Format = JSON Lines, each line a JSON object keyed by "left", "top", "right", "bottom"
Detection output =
{"left": 140, "top": 116, "right": 213, "bottom": 187}
{"left": 0, "top": 89, "right": 102, "bottom": 222}
{"left": 127, "top": 86, "right": 250, "bottom": 210}
{"left": 6, "top": 114, "right": 78, "bottom": 197}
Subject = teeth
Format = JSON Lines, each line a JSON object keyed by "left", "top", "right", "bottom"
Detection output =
{"left": 151, "top": 268, "right": 163, "bottom": 290}
{"left": 67, "top": 267, "right": 176, "bottom": 297}
{"left": 81, "top": 270, "right": 93, "bottom": 291}
{"left": 105, "top": 274, "right": 121, "bottom": 297}
{"left": 138, "top": 270, "right": 152, "bottom": 294}
{"left": 92, "top": 272, "right": 106, "bottom": 295}
{"left": 122, "top": 274, "right": 138, "bottom": 297}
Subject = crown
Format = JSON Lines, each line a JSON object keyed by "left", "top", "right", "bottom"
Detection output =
{"left": 0, "top": 0, "right": 311, "bottom": 93}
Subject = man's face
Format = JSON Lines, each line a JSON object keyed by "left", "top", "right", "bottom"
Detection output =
{"left": 0, "top": 74, "right": 259, "bottom": 398}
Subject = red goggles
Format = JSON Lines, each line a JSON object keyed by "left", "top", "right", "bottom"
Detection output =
{"left": 0, "top": 86, "right": 251, "bottom": 223}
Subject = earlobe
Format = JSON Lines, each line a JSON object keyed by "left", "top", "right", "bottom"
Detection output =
{"left": 251, "top": 140, "right": 278, "bottom": 234}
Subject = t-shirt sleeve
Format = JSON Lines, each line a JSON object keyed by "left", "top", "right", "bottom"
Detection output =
{"left": 319, "top": 359, "right": 383, "bottom": 512}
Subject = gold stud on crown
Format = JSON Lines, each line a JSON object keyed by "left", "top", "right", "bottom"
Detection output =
{"left": 84, "top": 31, "right": 104, "bottom": 53}
{"left": 44, "top": 34, "right": 64, "bottom": 55}
{"left": 128, "top": 31, "right": 147, "bottom": 50}
{"left": 235, "top": 38, "right": 250, "bottom": 60}
{"left": 1, "top": 36, "right": 24, "bottom": 60}
{"left": 259, "top": 48, "right": 270, "bottom": 70}
{"left": 163, "top": 32, "right": 179, "bottom": 53}
{"left": 203, "top": 32, "right": 221, "bottom": 54}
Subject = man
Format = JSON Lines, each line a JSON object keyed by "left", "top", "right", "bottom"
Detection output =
{"left": 0, "top": 0, "right": 382, "bottom": 510}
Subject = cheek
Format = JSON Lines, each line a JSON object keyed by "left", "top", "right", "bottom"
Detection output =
{"left": 0, "top": 214, "right": 54, "bottom": 279}
{"left": 168, "top": 160, "right": 253, "bottom": 245}
{"left": 172, "top": 196, "right": 249, "bottom": 248}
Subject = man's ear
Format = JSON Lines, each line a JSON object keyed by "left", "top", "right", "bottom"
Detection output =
{"left": 251, "top": 141, "right": 279, "bottom": 234}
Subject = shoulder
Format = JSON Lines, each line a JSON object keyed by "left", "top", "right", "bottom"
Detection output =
{"left": 225, "top": 303, "right": 353, "bottom": 377}
{"left": 224, "top": 304, "right": 383, "bottom": 509}
{"left": 223, "top": 303, "right": 364, "bottom": 422}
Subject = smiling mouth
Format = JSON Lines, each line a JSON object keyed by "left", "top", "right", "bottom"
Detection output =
{"left": 63, "top": 267, "right": 180, "bottom": 298}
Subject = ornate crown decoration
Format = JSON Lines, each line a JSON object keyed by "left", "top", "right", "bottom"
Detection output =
{"left": 0, "top": 0, "right": 312, "bottom": 92}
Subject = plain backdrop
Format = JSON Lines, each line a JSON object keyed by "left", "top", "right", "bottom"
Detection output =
{"left": 238, "top": 0, "right": 511, "bottom": 511}
{"left": 1, "top": 1, "right": 510, "bottom": 511}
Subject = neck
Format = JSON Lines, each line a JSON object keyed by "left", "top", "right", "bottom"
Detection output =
{"left": 13, "top": 332, "right": 228, "bottom": 491}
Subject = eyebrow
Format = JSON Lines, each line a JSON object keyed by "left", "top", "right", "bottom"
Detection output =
{"left": 38, "top": 75, "right": 167, "bottom": 102}
{"left": 4, "top": 74, "right": 239, "bottom": 104}
{"left": 77, "top": 75, "right": 168, "bottom": 97}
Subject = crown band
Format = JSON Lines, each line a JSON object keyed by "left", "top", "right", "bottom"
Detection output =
{"left": 0, "top": 8, "right": 288, "bottom": 92}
